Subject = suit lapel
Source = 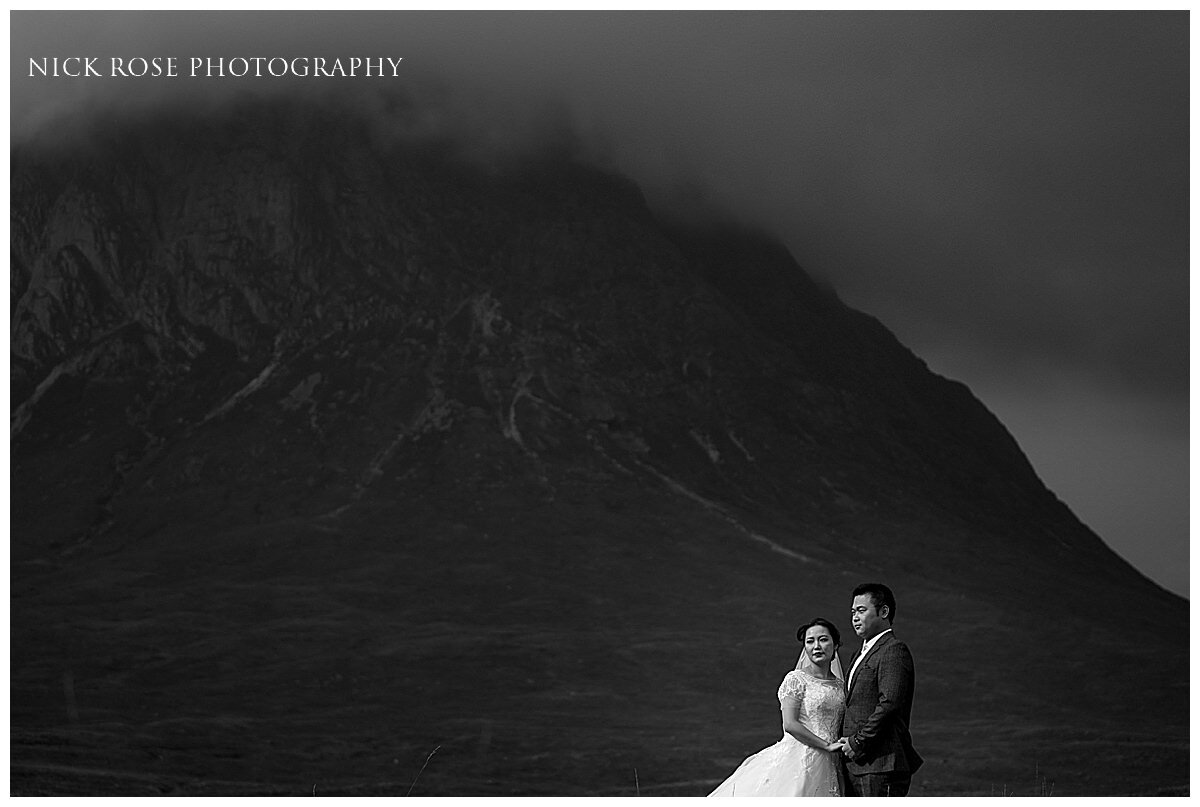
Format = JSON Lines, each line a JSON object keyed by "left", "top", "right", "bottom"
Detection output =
{"left": 848, "top": 631, "right": 893, "bottom": 696}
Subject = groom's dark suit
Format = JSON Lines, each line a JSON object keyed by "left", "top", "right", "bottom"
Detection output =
{"left": 842, "top": 631, "right": 922, "bottom": 796}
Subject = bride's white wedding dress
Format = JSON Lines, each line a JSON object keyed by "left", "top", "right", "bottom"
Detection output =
{"left": 709, "top": 665, "right": 847, "bottom": 797}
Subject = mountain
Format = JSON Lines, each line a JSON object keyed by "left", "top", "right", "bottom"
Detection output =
{"left": 10, "top": 98, "right": 1187, "bottom": 796}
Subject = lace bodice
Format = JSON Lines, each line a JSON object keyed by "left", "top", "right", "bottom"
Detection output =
{"left": 777, "top": 669, "right": 846, "bottom": 744}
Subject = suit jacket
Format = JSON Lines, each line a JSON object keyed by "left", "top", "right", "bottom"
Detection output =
{"left": 842, "top": 631, "right": 923, "bottom": 777}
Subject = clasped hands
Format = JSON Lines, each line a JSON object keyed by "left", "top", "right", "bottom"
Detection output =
{"left": 826, "top": 737, "right": 854, "bottom": 757}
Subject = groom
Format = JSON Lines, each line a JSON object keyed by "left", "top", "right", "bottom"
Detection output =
{"left": 837, "top": 583, "right": 923, "bottom": 796}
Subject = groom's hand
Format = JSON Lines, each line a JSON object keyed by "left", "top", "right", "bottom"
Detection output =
{"left": 838, "top": 737, "right": 854, "bottom": 758}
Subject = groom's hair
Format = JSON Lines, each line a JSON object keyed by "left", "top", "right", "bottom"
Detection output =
{"left": 853, "top": 582, "right": 896, "bottom": 623}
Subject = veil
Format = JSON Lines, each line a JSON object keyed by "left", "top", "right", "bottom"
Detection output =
{"left": 796, "top": 648, "right": 846, "bottom": 683}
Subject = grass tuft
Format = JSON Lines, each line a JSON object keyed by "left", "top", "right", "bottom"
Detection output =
{"left": 990, "top": 764, "right": 1054, "bottom": 796}
{"left": 405, "top": 745, "right": 441, "bottom": 797}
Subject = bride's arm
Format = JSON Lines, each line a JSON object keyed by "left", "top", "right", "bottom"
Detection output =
{"left": 780, "top": 698, "right": 840, "bottom": 752}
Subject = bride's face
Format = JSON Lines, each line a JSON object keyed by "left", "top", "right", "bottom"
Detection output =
{"left": 804, "top": 625, "right": 836, "bottom": 666}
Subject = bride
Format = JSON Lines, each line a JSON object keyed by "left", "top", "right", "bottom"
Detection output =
{"left": 709, "top": 618, "right": 847, "bottom": 797}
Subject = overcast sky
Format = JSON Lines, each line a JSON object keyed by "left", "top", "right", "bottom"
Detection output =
{"left": 8, "top": 10, "right": 1189, "bottom": 597}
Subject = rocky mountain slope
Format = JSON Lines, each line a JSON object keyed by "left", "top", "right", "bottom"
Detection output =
{"left": 10, "top": 98, "right": 1187, "bottom": 795}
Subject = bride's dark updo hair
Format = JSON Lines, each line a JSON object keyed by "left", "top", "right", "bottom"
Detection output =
{"left": 796, "top": 617, "right": 841, "bottom": 647}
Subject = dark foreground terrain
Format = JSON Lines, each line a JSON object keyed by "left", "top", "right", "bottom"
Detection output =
{"left": 11, "top": 99, "right": 1188, "bottom": 796}
{"left": 10, "top": 486, "right": 1190, "bottom": 796}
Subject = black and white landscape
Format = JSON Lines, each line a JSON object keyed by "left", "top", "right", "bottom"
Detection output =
{"left": 10, "top": 11, "right": 1188, "bottom": 797}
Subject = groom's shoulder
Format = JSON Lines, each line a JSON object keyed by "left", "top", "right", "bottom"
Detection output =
{"left": 880, "top": 632, "right": 915, "bottom": 659}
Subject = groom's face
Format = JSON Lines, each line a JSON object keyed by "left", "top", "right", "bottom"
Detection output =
{"left": 851, "top": 594, "right": 888, "bottom": 641}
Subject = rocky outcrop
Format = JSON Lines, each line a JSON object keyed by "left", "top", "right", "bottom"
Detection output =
{"left": 13, "top": 100, "right": 1061, "bottom": 530}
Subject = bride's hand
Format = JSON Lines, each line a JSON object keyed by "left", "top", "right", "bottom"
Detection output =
{"left": 824, "top": 740, "right": 845, "bottom": 753}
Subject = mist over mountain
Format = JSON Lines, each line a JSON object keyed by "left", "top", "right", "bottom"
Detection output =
{"left": 10, "top": 97, "right": 1186, "bottom": 796}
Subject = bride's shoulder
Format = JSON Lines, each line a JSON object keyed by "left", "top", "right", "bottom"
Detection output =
{"left": 777, "top": 667, "right": 806, "bottom": 701}
{"left": 777, "top": 668, "right": 807, "bottom": 694}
